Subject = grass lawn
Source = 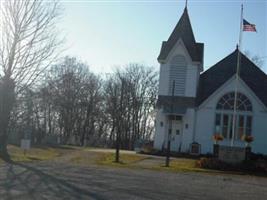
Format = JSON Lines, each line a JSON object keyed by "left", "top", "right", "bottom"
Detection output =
{"left": 150, "top": 158, "right": 214, "bottom": 173}
{"left": 69, "top": 151, "right": 146, "bottom": 166}
{"left": 93, "top": 152, "right": 242, "bottom": 175}
{"left": 0, "top": 145, "right": 60, "bottom": 164}
{"left": 1, "top": 146, "right": 263, "bottom": 177}
{"left": 96, "top": 152, "right": 149, "bottom": 166}
{"left": 93, "top": 152, "right": 211, "bottom": 173}
{"left": 0, "top": 146, "right": 220, "bottom": 175}
{"left": 0, "top": 144, "right": 204, "bottom": 173}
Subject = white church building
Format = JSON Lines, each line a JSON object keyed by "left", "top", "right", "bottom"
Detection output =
{"left": 153, "top": 7, "right": 267, "bottom": 155}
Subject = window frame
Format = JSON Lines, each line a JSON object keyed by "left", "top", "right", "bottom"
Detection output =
{"left": 214, "top": 92, "right": 253, "bottom": 141}
{"left": 214, "top": 112, "right": 253, "bottom": 141}
{"left": 216, "top": 92, "right": 252, "bottom": 112}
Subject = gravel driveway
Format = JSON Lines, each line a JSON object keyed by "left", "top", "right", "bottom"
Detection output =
{"left": 0, "top": 160, "right": 267, "bottom": 200}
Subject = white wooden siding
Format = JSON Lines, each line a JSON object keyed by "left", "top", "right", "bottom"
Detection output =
{"left": 168, "top": 55, "right": 187, "bottom": 96}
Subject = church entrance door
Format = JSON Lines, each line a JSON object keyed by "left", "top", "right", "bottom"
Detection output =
{"left": 170, "top": 120, "right": 183, "bottom": 152}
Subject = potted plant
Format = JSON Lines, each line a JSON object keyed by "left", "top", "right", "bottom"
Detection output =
{"left": 242, "top": 135, "right": 254, "bottom": 147}
{"left": 242, "top": 135, "right": 254, "bottom": 160}
{"left": 213, "top": 134, "right": 224, "bottom": 145}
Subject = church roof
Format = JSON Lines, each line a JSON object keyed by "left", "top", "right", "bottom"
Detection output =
{"left": 158, "top": 8, "right": 204, "bottom": 63}
{"left": 197, "top": 48, "right": 267, "bottom": 107}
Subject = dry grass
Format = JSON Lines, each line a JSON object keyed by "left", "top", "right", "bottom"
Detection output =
{"left": 0, "top": 145, "right": 60, "bottom": 163}
{"left": 151, "top": 158, "right": 210, "bottom": 173}
{"left": 94, "top": 152, "right": 201, "bottom": 171}
{"left": 68, "top": 151, "right": 149, "bottom": 168}
{"left": 0, "top": 146, "right": 255, "bottom": 177}
{"left": 95, "top": 152, "right": 149, "bottom": 168}
{"left": 94, "top": 153, "right": 213, "bottom": 173}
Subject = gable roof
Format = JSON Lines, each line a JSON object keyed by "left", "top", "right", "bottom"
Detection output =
{"left": 158, "top": 8, "right": 204, "bottom": 63}
{"left": 197, "top": 48, "right": 267, "bottom": 107}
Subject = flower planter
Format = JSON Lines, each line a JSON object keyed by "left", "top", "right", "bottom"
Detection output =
{"left": 212, "top": 134, "right": 223, "bottom": 158}
{"left": 213, "top": 144, "right": 219, "bottom": 158}
{"left": 245, "top": 146, "right": 251, "bottom": 161}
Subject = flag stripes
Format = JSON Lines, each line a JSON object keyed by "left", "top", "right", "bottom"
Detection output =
{"left": 243, "top": 19, "right": 257, "bottom": 32}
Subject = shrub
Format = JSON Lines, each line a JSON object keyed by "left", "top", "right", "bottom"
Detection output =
{"left": 250, "top": 153, "right": 267, "bottom": 161}
{"left": 196, "top": 157, "right": 267, "bottom": 174}
{"left": 140, "top": 142, "right": 154, "bottom": 153}
{"left": 196, "top": 157, "right": 229, "bottom": 170}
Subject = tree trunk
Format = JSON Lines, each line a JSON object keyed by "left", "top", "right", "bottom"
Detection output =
{"left": 0, "top": 134, "right": 8, "bottom": 158}
{"left": 0, "top": 76, "right": 15, "bottom": 159}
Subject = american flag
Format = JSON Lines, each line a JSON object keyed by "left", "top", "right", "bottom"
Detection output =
{"left": 243, "top": 19, "right": 256, "bottom": 32}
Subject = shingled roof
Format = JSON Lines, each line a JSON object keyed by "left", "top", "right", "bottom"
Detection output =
{"left": 197, "top": 48, "right": 267, "bottom": 107}
{"left": 158, "top": 8, "right": 204, "bottom": 63}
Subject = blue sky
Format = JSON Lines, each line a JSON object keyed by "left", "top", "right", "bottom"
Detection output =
{"left": 59, "top": 0, "right": 267, "bottom": 74}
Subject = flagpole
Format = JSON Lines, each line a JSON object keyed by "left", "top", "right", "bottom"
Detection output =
{"left": 231, "top": 4, "right": 243, "bottom": 147}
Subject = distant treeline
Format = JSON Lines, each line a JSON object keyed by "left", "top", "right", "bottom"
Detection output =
{"left": 8, "top": 57, "right": 158, "bottom": 149}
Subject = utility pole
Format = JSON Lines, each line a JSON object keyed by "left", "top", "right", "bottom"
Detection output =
{"left": 165, "top": 80, "right": 175, "bottom": 167}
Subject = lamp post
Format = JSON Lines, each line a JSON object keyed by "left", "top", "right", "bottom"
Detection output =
{"left": 165, "top": 80, "right": 175, "bottom": 167}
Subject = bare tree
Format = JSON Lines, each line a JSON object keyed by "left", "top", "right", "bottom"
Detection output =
{"left": 104, "top": 64, "right": 158, "bottom": 151}
{"left": 0, "top": 0, "right": 62, "bottom": 158}
{"left": 40, "top": 57, "right": 104, "bottom": 145}
{"left": 244, "top": 50, "right": 264, "bottom": 68}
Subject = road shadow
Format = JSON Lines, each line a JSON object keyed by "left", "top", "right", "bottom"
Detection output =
{"left": 0, "top": 161, "right": 107, "bottom": 200}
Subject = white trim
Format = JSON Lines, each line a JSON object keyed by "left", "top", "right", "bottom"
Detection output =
{"left": 198, "top": 76, "right": 235, "bottom": 110}
{"left": 166, "top": 39, "right": 192, "bottom": 64}
{"left": 198, "top": 75, "right": 267, "bottom": 111}
{"left": 238, "top": 78, "right": 267, "bottom": 111}
{"left": 159, "top": 38, "right": 202, "bottom": 66}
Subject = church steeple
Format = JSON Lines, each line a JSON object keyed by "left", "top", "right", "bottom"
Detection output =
{"left": 158, "top": 3, "right": 203, "bottom": 64}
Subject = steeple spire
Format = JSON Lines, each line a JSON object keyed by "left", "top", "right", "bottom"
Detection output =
{"left": 158, "top": 0, "right": 204, "bottom": 63}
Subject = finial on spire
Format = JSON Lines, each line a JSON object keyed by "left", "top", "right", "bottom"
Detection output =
{"left": 185, "top": 0, "right": 188, "bottom": 8}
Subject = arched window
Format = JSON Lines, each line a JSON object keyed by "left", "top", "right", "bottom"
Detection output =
{"left": 168, "top": 55, "right": 187, "bottom": 95}
{"left": 216, "top": 92, "right": 252, "bottom": 111}
{"left": 214, "top": 92, "right": 253, "bottom": 140}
